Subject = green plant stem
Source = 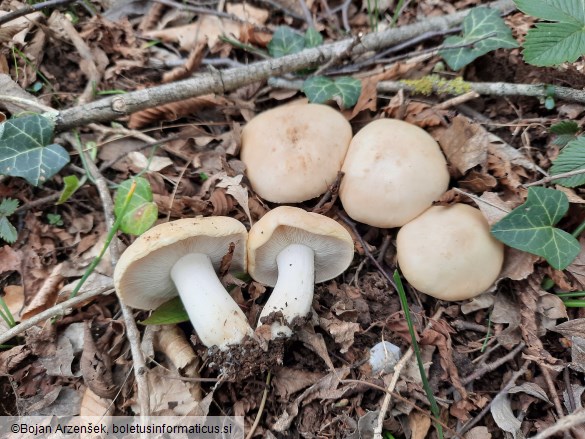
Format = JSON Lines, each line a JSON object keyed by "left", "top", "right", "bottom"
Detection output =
{"left": 393, "top": 269, "right": 443, "bottom": 439}
{"left": 556, "top": 291, "right": 585, "bottom": 298}
{"left": 0, "top": 298, "right": 16, "bottom": 328}
{"left": 391, "top": 0, "right": 405, "bottom": 27}
{"left": 69, "top": 180, "right": 137, "bottom": 299}
{"left": 562, "top": 300, "right": 585, "bottom": 307}
{"left": 218, "top": 35, "right": 270, "bottom": 58}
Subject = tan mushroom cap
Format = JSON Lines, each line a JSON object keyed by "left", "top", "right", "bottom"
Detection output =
{"left": 240, "top": 103, "right": 352, "bottom": 203}
{"left": 339, "top": 118, "right": 450, "bottom": 228}
{"left": 114, "top": 217, "right": 247, "bottom": 310}
{"left": 396, "top": 204, "right": 504, "bottom": 301}
{"left": 248, "top": 206, "right": 354, "bottom": 286}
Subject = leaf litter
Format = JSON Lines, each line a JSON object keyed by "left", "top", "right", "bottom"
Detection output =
{"left": 1, "top": 0, "right": 585, "bottom": 437}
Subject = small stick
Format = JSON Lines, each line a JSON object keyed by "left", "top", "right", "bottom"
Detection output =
{"left": 245, "top": 371, "right": 271, "bottom": 439}
{"left": 530, "top": 409, "right": 585, "bottom": 439}
{"left": 524, "top": 167, "right": 585, "bottom": 187}
{"left": 0, "top": 0, "right": 78, "bottom": 26}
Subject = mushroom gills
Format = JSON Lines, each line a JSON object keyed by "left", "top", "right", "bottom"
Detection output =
{"left": 257, "top": 243, "right": 315, "bottom": 338}
{"left": 170, "top": 253, "right": 253, "bottom": 348}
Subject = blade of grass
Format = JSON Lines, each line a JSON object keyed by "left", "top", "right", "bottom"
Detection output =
{"left": 393, "top": 269, "right": 444, "bottom": 439}
{"left": 556, "top": 291, "right": 585, "bottom": 298}
{"left": 69, "top": 179, "right": 137, "bottom": 299}
{"left": 562, "top": 300, "right": 585, "bottom": 307}
{"left": 0, "top": 295, "right": 16, "bottom": 327}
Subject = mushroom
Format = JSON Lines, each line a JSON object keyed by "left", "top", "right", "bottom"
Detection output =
{"left": 339, "top": 118, "right": 450, "bottom": 228}
{"left": 396, "top": 204, "right": 504, "bottom": 301}
{"left": 113, "top": 217, "right": 254, "bottom": 349}
{"left": 247, "top": 206, "right": 354, "bottom": 337}
{"left": 240, "top": 103, "right": 353, "bottom": 203}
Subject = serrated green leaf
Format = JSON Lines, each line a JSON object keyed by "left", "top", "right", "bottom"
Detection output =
{"left": 439, "top": 7, "right": 518, "bottom": 70}
{"left": 302, "top": 76, "right": 362, "bottom": 109}
{"left": 0, "top": 217, "right": 17, "bottom": 243}
{"left": 0, "top": 198, "right": 19, "bottom": 216}
{"left": 304, "top": 27, "right": 323, "bottom": 48}
{"left": 57, "top": 175, "right": 81, "bottom": 204}
{"left": 551, "top": 121, "right": 579, "bottom": 135}
{"left": 549, "top": 137, "right": 585, "bottom": 187}
{"left": 114, "top": 177, "right": 158, "bottom": 235}
{"left": 0, "top": 115, "right": 70, "bottom": 186}
{"left": 514, "top": 0, "right": 583, "bottom": 24}
{"left": 515, "top": 0, "right": 585, "bottom": 66}
{"left": 491, "top": 187, "right": 580, "bottom": 270}
{"left": 267, "top": 26, "right": 305, "bottom": 57}
{"left": 140, "top": 297, "right": 189, "bottom": 325}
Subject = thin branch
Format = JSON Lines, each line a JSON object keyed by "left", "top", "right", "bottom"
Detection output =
{"left": 377, "top": 80, "right": 585, "bottom": 105}
{"left": 0, "top": 286, "right": 114, "bottom": 345}
{"left": 530, "top": 409, "right": 585, "bottom": 439}
{"left": 524, "top": 168, "right": 585, "bottom": 187}
{"left": 0, "top": 0, "right": 78, "bottom": 26}
{"left": 51, "top": 0, "right": 515, "bottom": 131}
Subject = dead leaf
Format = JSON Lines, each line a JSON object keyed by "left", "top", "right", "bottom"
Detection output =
{"left": 319, "top": 316, "right": 360, "bottom": 353}
{"left": 296, "top": 326, "right": 335, "bottom": 371}
{"left": 80, "top": 321, "right": 117, "bottom": 399}
{"left": 216, "top": 172, "right": 252, "bottom": 224}
{"left": 554, "top": 319, "right": 585, "bottom": 339}
{"left": 508, "top": 382, "right": 552, "bottom": 404}
{"left": 39, "top": 333, "right": 77, "bottom": 377}
{"left": 435, "top": 115, "right": 489, "bottom": 174}
{"left": 127, "top": 151, "right": 173, "bottom": 172}
{"left": 563, "top": 385, "right": 585, "bottom": 411}
{"left": 465, "top": 426, "right": 492, "bottom": 439}
{"left": 490, "top": 392, "right": 521, "bottom": 439}
{"left": 499, "top": 248, "right": 539, "bottom": 282}
{"left": 570, "top": 337, "right": 585, "bottom": 374}
{"left": 409, "top": 411, "right": 432, "bottom": 439}
{"left": 459, "top": 170, "right": 497, "bottom": 192}
{"left": 476, "top": 191, "right": 513, "bottom": 225}
{"left": 21, "top": 263, "right": 64, "bottom": 320}
{"left": 0, "top": 245, "right": 22, "bottom": 274}
{"left": 3, "top": 285, "right": 24, "bottom": 321}
{"left": 226, "top": 3, "right": 269, "bottom": 25}
{"left": 0, "top": 345, "right": 31, "bottom": 374}
{"left": 272, "top": 368, "right": 325, "bottom": 399}
{"left": 566, "top": 238, "right": 585, "bottom": 289}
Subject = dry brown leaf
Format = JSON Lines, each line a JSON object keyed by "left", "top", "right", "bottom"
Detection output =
{"left": 566, "top": 238, "right": 585, "bottom": 289}
{"left": 3, "top": 285, "right": 24, "bottom": 321}
{"left": 128, "top": 94, "right": 229, "bottom": 129}
{"left": 162, "top": 39, "right": 207, "bottom": 83}
{"left": 351, "top": 69, "right": 403, "bottom": 119}
{"left": 216, "top": 173, "right": 252, "bottom": 224}
{"left": 80, "top": 321, "right": 117, "bottom": 399}
{"left": 435, "top": 115, "right": 489, "bottom": 174}
{"left": 0, "top": 245, "right": 22, "bottom": 274}
{"left": 39, "top": 333, "right": 76, "bottom": 378}
{"left": 498, "top": 247, "right": 539, "bottom": 282}
{"left": 127, "top": 151, "right": 173, "bottom": 173}
{"left": 459, "top": 169, "right": 498, "bottom": 192}
{"left": 319, "top": 316, "right": 360, "bottom": 353}
{"left": 226, "top": 3, "right": 269, "bottom": 24}
{"left": 555, "top": 185, "right": 585, "bottom": 204}
{"left": 21, "top": 263, "right": 64, "bottom": 320}
{"left": 554, "top": 319, "right": 585, "bottom": 339}
{"left": 272, "top": 368, "right": 325, "bottom": 399}
{"left": 0, "top": 345, "right": 30, "bottom": 375}
{"left": 465, "top": 426, "right": 492, "bottom": 439}
{"left": 476, "top": 191, "right": 513, "bottom": 225}
{"left": 296, "top": 326, "right": 335, "bottom": 371}
{"left": 409, "top": 411, "right": 432, "bottom": 439}
{"left": 570, "top": 337, "right": 585, "bottom": 374}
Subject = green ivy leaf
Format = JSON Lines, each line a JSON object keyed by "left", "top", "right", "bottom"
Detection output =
{"left": 267, "top": 26, "right": 305, "bottom": 57}
{"left": 302, "top": 76, "right": 362, "bottom": 108}
{"left": 549, "top": 137, "right": 585, "bottom": 187}
{"left": 0, "top": 198, "right": 19, "bottom": 216}
{"left": 515, "top": 0, "right": 585, "bottom": 66}
{"left": 0, "top": 216, "right": 17, "bottom": 243}
{"left": 0, "top": 115, "right": 70, "bottom": 186}
{"left": 140, "top": 297, "right": 189, "bottom": 325}
{"left": 114, "top": 177, "right": 158, "bottom": 235}
{"left": 491, "top": 187, "right": 580, "bottom": 270}
{"left": 439, "top": 7, "right": 518, "bottom": 70}
{"left": 304, "top": 27, "right": 323, "bottom": 48}
{"left": 57, "top": 175, "right": 82, "bottom": 204}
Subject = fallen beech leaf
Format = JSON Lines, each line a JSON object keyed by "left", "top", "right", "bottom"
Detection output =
{"left": 127, "top": 151, "right": 173, "bottom": 173}
{"left": 39, "top": 334, "right": 76, "bottom": 377}
{"left": 21, "top": 263, "right": 64, "bottom": 320}
{"left": 0, "top": 345, "right": 31, "bottom": 374}
{"left": 476, "top": 191, "right": 512, "bottom": 225}
{"left": 409, "top": 411, "right": 432, "bottom": 439}
{"left": 272, "top": 368, "right": 325, "bottom": 399}
{"left": 80, "top": 321, "right": 117, "bottom": 399}
{"left": 435, "top": 115, "right": 488, "bottom": 174}
{"left": 498, "top": 247, "right": 539, "bottom": 282}
{"left": 554, "top": 319, "right": 585, "bottom": 339}
{"left": 570, "top": 337, "right": 585, "bottom": 374}
{"left": 0, "top": 245, "right": 21, "bottom": 274}
{"left": 319, "top": 316, "right": 360, "bottom": 353}
{"left": 563, "top": 385, "right": 585, "bottom": 411}
{"left": 490, "top": 392, "right": 521, "bottom": 439}
{"left": 566, "top": 238, "right": 585, "bottom": 289}
{"left": 508, "top": 382, "right": 551, "bottom": 404}
{"left": 465, "top": 426, "right": 492, "bottom": 439}
{"left": 3, "top": 285, "right": 24, "bottom": 321}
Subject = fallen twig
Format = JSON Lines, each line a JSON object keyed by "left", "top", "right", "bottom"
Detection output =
{"left": 530, "top": 409, "right": 585, "bottom": 439}
{"left": 49, "top": 0, "right": 515, "bottom": 131}
{"left": 0, "top": 0, "right": 78, "bottom": 26}
{"left": 377, "top": 80, "right": 585, "bottom": 105}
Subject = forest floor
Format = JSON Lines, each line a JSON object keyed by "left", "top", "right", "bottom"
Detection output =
{"left": 0, "top": 0, "right": 585, "bottom": 438}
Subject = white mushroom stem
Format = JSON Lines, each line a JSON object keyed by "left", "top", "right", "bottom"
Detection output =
{"left": 258, "top": 244, "right": 315, "bottom": 338}
{"left": 170, "top": 253, "right": 253, "bottom": 349}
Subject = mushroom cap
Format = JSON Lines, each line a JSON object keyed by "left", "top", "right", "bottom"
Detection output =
{"left": 114, "top": 217, "right": 247, "bottom": 310}
{"left": 240, "top": 103, "right": 352, "bottom": 203}
{"left": 247, "top": 206, "right": 354, "bottom": 286}
{"left": 396, "top": 204, "right": 504, "bottom": 301}
{"left": 339, "top": 118, "right": 450, "bottom": 228}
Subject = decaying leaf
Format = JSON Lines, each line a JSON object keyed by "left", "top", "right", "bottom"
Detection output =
{"left": 272, "top": 368, "right": 326, "bottom": 399}
{"left": 554, "top": 319, "right": 585, "bottom": 339}
{"left": 570, "top": 337, "right": 585, "bottom": 374}
{"left": 80, "top": 321, "right": 117, "bottom": 399}
{"left": 319, "top": 316, "right": 360, "bottom": 353}
{"left": 0, "top": 244, "right": 22, "bottom": 274}
{"left": 508, "top": 382, "right": 551, "bottom": 404}
{"left": 490, "top": 392, "right": 521, "bottom": 439}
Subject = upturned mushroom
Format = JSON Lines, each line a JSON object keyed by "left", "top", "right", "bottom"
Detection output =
{"left": 339, "top": 118, "right": 450, "bottom": 228}
{"left": 113, "top": 217, "right": 254, "bottom": 349}
{"left": 248, "top": 206, "right": 354, "bottom": 338}
{"left": 396, "top": 204, "right": 504, "bottom": 301}
{"left": 240, "top": 103, "right": 353, "bottom": 203}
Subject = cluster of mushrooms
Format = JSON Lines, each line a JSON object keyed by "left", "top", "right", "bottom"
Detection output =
{"left": 114, "top": 103, "right": 505, "bottom": 352}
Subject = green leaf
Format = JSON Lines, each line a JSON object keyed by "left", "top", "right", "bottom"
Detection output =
{"left": 0, "top": 115, "right": 70, "bottom": 186}
{"left": 114, "top": 177, "right": 158, "bottom": 235}
{"left": 140, "top": 297, "right": 189, "bottom": 325}
{"left": 0, "top": 198, "right": 19, "bottom": 216}
{"left": 0, "top": 216, "right": 17, "bottom": 243}
{"left": 304, "top": 27, "right": 323, "bottom": 48}
{"left": 267, "top": 26, "right": 305, "bottom": 57}
{"left": 549, "top": 136, "right": 585, "bottom": 187}
{"left": 439, "top": 7, "right": 518, "bottom": 70}
{"left": 515, "top": 0, "right": 585, "bottom": 66}
{"left": 491, "top": 187, "right": 580, "bottom": 270}
{"left": 302, "top": 76, "right": 362, "bottom": 109}
{"left": 550, "top": 121, "right": 579, "bottom": 135}
{"left": 57, "top": 175, "right": 82, "bottom": 204}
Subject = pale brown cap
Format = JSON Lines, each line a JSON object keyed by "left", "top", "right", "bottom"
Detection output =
{"left": 247, "top": 206, "right": 354, "bottom": 286}
{"left": 241, "top": 103, "right": 352, "bottom": 203}
{"left": 396, "top": 204, "right": 504, "bottom": 301}
{"left": 340, "top": 118, "right": 450, "bottom": 228}
{"left": 114, "top": 217, "right": 247, "bottom": 310}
